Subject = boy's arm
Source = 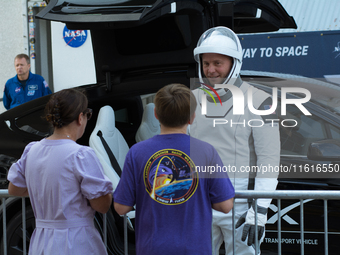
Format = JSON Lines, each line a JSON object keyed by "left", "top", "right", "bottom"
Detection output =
{"left": 113, "top": 149, "right": 136, "bottom": 216}
{"left": 114, "top": 202, "right": 133, "bottom": 216}
{"left": 212, "top": 197, "right": 234, "bottom": 213}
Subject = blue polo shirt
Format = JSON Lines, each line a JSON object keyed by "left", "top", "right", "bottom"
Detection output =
{"left": 3, "top": 71, "right": 52, "bottom": 110}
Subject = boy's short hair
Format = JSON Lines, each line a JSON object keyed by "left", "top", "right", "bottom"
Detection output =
{"left": 154, "top": 83, "right": 197, "bottom": 128}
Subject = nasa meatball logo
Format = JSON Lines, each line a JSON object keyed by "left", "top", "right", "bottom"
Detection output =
{"left": 63, "top": 25, "right": 88, "bottom": 48}
{"left": 144, "top": 149, "right": 198, "bottom": 205}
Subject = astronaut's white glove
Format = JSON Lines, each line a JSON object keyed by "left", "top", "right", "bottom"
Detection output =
{"left": 235, "top": 202, "right": 267, "bottom": 246}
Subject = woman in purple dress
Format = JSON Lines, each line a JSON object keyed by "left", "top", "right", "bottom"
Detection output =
{"left": 8, "top": 88, "right": 113, "bottom": 255}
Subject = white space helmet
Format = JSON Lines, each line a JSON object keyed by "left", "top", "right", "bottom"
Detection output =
{"left": 194, "top": 26, "right": 243, "bottom": 85}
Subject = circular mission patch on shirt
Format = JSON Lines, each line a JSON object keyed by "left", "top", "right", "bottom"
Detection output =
{"left": 144, "top": 149, "right": 198, "bottom": 205}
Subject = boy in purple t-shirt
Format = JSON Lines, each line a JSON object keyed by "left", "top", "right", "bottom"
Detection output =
{"left": 114, "top": 83, "right": 235, "bottom": 255}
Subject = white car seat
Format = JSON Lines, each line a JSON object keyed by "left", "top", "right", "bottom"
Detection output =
{"left": 135, "top": 103, "right": 160, "bottom": 142}
{"left": 89, "top": 105, "right": 135, "bottom": 222}
{"left": 89, "top": 105, "right": 129, "bottom": 189}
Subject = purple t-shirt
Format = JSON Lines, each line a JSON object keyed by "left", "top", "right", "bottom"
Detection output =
{"left": 8, "top": 139, "right": 113, "bottom": 255}
{"left": 114, "top": 134, "right": 235, "bottom": 255}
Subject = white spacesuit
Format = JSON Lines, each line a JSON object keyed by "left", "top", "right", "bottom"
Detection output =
{"left": 190, "top": 26, "right": 280, "bottom": 254}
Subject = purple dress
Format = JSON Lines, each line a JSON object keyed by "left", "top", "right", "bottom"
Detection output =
{"left": 8, "top": 139, "right": 113, "bottom": 255}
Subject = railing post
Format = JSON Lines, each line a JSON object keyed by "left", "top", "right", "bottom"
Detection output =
{"left": 232, "top": 202, "right": 235, "bottom": 255}
{"left": 324, "top": 199, "right": 328, "bottom": 255}
{"left": 254, "top": 199, "right": 259, "bottom": 254}
{"left": 22, "top": 198, "right": 26, "bottom": 255}
{"left": 2, "top": 198, "right": 7, "bottom": 255}
{"left": 103, "top": 213, "right": 107, "bottom": 248}
{"left": 300, "top": 199, "right": 304, "bottom": 255}
{"left": 124, "top": 214, "right": 128, "bottom": 255}
{"left": 277, "top": 199, "right": 281, "bottom": 255}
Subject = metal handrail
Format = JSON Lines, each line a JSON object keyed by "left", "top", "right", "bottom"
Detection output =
{"left": 233, "top": 190, "right": 340, "bottom": 255}
{"left": 0, "top": 190, "right": 15, "bottom": 198}
{"left": 0, "top": 190, "right": 108, "bottom": 255}
{"left": 2, "top": 190, "right": 340, "bottom": 255}
{"left": 235, "top": 190, "right": 340, "bottom": 199}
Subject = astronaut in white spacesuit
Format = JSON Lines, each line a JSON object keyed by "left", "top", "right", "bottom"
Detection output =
{"left": 190, "top": 26, "right": 280, "bottom": 254}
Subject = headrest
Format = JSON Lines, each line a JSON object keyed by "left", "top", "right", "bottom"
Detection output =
{"left": 142, "top": 103, "right": 159, "bottom": 132}
{"left": 95, "top": 105, "right": 116, "bottom": 138}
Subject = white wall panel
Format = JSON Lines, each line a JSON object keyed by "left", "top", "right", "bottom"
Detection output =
{"left": 278, "top": 0, "right": 340, "bottom": 32}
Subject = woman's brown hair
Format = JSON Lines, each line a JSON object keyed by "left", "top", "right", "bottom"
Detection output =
{"left": 45, "top": 89, "right": 88, "bottom": 128}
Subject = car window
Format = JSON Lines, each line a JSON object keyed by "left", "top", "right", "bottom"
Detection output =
{"left": 15, "top": 109, "right": 51, "bottom": 137}
{"left": 330, "top": 124, "right": 340, "bottom": 140}
{"left": 279, "top": 104, "right": 329, "bottom": 156}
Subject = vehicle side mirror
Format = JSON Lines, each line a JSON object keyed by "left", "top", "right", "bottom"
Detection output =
{"left": 307, "top": 139, "right": 340, "bottom": 161}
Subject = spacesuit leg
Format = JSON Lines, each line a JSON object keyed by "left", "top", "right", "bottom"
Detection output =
{"left": 221, "top": 203, "right": 264, "bottom": 255}
{"left": 212, "top": 209, "right": 227, "bottom": 255}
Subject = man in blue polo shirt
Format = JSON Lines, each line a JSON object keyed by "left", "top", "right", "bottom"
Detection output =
{"left": 3, "top": 54, "right": 52, "bottom": 110}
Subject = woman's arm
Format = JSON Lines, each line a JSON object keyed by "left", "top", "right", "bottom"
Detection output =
{"left": 8, "top": 182, "right": 29, "bottom": 197}
{"left": 89, "top": 193, "right": 113, "bottom": 214}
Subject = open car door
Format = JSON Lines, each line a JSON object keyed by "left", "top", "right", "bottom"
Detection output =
{"left": 37, "top": 0, "right": 296, "bottom": 32}
{"left": 37, "top": 0, "right": 296, "bottom": 85}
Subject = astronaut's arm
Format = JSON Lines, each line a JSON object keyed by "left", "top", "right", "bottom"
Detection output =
{"left": 253, "top": 99, "right": 281, "bottom": 208}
